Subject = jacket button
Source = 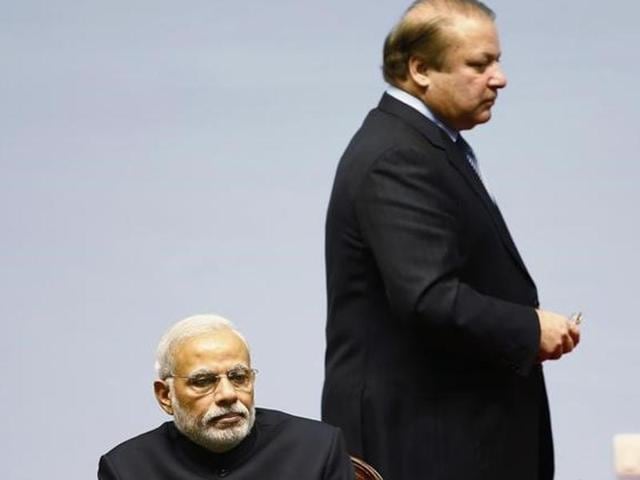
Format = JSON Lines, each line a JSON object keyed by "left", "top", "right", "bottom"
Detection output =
{"left": 218, "top": 468, "right": 229, "bottom": 477}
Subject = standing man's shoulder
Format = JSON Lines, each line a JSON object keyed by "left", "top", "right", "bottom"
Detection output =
{"left": 336, "top": 93, "right": 451, "bottom": 189}
{"left": 353, "top": 94, "right": 444, "bottom": 151}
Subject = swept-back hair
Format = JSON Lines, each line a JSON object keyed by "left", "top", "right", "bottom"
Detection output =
{"left": 382, "top": 0, "right": 495, "bottom": 85}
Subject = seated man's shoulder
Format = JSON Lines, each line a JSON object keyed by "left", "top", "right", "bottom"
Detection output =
{"left": 256, "top": 407, "right": 341, "bottom": 441}
{"left": 254, "top": 408, "right": 352, "bottom": 474}
{"left": 103, "top": 421, "right": 173, "bottom": 459}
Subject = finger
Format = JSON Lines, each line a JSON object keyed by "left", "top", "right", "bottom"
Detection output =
{"left": 549, "top": 344, "right": 563, "bottom": 360}
{"left": 562, "top": 334, "right": 575, "bottom": 354}
{"left": 569, "top": 324, "right": 581, "bottom": 346}
{"left": 538, "top": 347, "right": 551, "bottom": 362}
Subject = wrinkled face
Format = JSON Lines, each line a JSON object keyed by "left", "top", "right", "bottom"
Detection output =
{"left": 423, "top": 15, "right": 507, "bottom": 131}
{"left": 154, "top": 330, "right": 256, "bottom": 452}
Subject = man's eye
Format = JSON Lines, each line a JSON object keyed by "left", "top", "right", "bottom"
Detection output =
{"left": 468, "top": 61, "right": 488, "bottom": 72}
{"left": 189, "top": 375, "right": 217, "bottom": 388}
{"left": 228, "top": 371, "right": 250, "bottom": 385}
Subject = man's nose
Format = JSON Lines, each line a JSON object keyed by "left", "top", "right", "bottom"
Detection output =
{"left": 490, "top": 64, "right": 507, "bottom": 89}
{"left": 214, "top": 376, "right": 238, "bottom": 405}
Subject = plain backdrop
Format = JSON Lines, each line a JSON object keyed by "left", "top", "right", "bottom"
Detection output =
{"left": 2, "top": 1, "right": 639, "bottom": 479}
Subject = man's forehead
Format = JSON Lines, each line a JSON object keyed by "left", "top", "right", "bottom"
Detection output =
{"left": 451, "top": 13, "right": 497, "bottom": 38}
{"left": 444, "top": 16, "right": 500, "bottom": 54}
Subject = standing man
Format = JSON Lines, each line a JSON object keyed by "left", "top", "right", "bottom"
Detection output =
{"left": 322, "top": 1, "right": 580, "bottom": 479}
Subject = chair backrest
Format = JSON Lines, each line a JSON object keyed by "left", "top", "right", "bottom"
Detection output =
{"left": 351, "top": 456, "right": 384, "bottom": 480}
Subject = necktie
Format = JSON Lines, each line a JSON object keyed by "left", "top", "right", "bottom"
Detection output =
{"left": 456, "top": 135, "right": 494, "bottom": 202}
{"left": 456, "top": 135, "right": 482, "bottom": 180}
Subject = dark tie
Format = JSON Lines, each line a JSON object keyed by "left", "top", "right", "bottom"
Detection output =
{"left": 456, "top": 135, "right": 482, "bottom": 180}
{"left": 456, "top": 135, "right": 494, "bottom": 201}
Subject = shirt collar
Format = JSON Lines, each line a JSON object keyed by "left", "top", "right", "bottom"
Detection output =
{"left": 385, "top": 85, "right": 458, "bottom": 143}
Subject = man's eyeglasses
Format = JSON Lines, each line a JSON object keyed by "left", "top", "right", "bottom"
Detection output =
{"left": 167, "top": 366, "right": 258, "bottom": 395}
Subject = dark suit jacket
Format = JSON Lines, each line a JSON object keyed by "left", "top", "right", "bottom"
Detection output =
{"left": 99, "top": 408, "right": 354, "bottom": 480}
{"left": 322, "top": 93, "right": 553, "bottom": 480}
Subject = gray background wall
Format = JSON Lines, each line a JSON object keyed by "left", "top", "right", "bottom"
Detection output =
{"left": 2, "top": 1, "right": 638, "bottom": 479}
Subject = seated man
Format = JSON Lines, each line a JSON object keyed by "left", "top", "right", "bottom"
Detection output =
{"left": 99, "top": 314, "right": 354, "bottom": 479}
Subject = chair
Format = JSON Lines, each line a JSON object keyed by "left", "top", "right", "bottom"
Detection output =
{"left": 351, "top": 456, "right": 384, "bottom": 480}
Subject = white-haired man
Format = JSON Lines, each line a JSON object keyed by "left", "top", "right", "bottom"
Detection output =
{"left": 99, "top": 314, "right": 354, "bottom": 479}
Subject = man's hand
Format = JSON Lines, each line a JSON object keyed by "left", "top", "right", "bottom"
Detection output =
{"left": 536, "top": 309, "right": 581, "bottom": 362}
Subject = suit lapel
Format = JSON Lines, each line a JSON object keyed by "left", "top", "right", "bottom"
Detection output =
{"left": 444, "top": 139, "right": 534, "bottom": 284}
{"left": 378, "top": 93, "right": 535, "bottom": 285}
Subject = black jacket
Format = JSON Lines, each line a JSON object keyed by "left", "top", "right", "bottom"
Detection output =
{"left": 322, "top": 93, "right": 553, "bottom": 480}
{"left": 99, "top": 408, "right": 354, "bottom": 479}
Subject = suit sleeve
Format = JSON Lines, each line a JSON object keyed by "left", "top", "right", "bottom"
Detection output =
{"left": 322, "top": 428, "right": 355, "bottom": 480}
{"left": 355, "top": 146, "right": 539, "bottom": 375}
{"left": 98, "top": 455, "right": 120, "bottom": 480}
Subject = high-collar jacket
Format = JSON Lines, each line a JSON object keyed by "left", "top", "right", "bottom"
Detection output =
{"left": 99, "top": 408, "right": 354, "bottom": 480}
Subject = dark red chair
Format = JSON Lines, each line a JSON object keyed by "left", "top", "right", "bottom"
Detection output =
{"left": 351, "top": 456, "right": 383, "bottom": 480}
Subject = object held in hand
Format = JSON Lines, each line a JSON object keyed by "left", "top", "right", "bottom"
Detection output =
{"left": 571, "top": 312, "right": 583, "bottom": 325}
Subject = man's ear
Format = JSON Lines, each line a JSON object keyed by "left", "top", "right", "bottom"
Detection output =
{"left": 154, "top": 380, "right": 174, "bottom": 415}
{"left": 408, "top": 56, "right": 430, "bottom": 88}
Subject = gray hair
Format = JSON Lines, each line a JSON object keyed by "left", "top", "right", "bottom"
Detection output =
{"left": 155, "top": 314, "right": 250, "bottom": 380}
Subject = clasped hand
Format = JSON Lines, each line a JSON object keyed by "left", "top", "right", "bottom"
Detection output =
{"left": 536, "top": 309, "right": 582, "bottom": 361}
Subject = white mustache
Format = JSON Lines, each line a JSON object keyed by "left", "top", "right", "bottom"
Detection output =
{"left": 201, "top": 402, "right": 248, "bottom": 425}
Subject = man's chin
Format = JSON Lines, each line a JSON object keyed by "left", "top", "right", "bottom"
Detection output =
{"left": 464, "top": 112, "right": 492, "bottom": 130}
{"left": 477, "top": 107, "right": 493, "bottom": 123}
{"left": 173, "top": 404, "right": 256, "bottom": 453}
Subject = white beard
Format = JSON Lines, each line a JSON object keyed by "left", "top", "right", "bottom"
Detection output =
{"left": 170, "top": 392, "right": 256, "bottom": 453}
